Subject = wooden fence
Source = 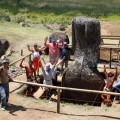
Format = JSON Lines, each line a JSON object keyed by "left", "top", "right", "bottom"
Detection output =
{"left": 12, "top": 80, "right": 120, "bottom": 113}
{"left": 101, "top": 35, "right": 120, "bottom": 42}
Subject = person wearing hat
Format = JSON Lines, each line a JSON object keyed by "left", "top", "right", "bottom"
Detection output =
{"left": 40, "top": 58, "right": 63, "bottom": 99}
{"left": 101, "top": 64, "right": 117, "bottom": 106}
{"left": 44, "top": 37, "right": 60, "bottom": 61}
{"left": 59, "top": 42, "right": 70, "bottom": 71}
{"left": 0, "top": 59, "right": 12, "bottom": 110}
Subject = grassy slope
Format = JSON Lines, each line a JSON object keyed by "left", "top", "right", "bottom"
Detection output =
{"left": 0, "top": 21, "right": 72, "bottom": 63}
{"left": 0, "top": 0, "right": 120, "bottom": 25}
{"left": 0, "top": 22, "right": 52, "bottom": 46}
{"left": 0, "top": 21, "right": 53, "bottom": 62}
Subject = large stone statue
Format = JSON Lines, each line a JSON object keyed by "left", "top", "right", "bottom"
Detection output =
{"left": 0, "top": 39, "right": 9, "bottom": 58}
{"left": 62, "top": 16, "right": 105, "bottom": 106}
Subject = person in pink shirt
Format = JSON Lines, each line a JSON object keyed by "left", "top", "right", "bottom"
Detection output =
{"left": 44, "top": 37, "right": 60, "bottom": 61}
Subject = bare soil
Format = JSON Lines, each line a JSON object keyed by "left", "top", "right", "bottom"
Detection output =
{"left": 0, "top": 93, "right": 120, "bottom": 120}
{"left": 1, "top": 21, "right": 120, "bottom": 120}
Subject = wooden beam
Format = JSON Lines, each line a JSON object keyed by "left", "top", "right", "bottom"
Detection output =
{"left": 101, "top": 37, "right": 120, "bottom": 40}
{"left": 12, "top": 80, "right": 120, "bottom": 96}
{"left": 101, "top": 35, "right": 120, "bottom": 37}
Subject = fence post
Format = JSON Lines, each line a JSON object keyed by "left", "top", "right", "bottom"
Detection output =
{"left": 21, "top": 49, "right": 23, "bottom": 56}
{"left": 29, "top": 54, "right": 31, "bottom": 62}
{"left": 57, "top": 88, "right": 61, "bottom": 113}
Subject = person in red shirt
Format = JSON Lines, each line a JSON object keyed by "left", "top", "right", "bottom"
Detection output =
{"left": 20, "top": 58, "right": 37, "bottom": 82}
{"left": 101, "top": 64, "right": 117, "bottom": 106}
{"left": 19, "top": 58, "right": 37, "bottom": 96}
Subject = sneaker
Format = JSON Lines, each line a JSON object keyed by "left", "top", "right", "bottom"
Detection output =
{"left": 1, "top": 107, "right": 6, "bottom": 111}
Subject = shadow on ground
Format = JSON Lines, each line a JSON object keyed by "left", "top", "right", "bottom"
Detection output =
{"left": 27, "top": 107, "right": 120, "bottom": 120}
{"left": 6, "top": 103, "right": 26, "bottom": 116}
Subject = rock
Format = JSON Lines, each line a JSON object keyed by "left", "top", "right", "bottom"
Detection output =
{"left": 9, "top": 66, "right": 25, "bottom": 78}
{"left": 62, "top": 16, "right": 105, "bottom": 106}
{"left": 0, "top": 39, "right": 9, "bottom": 58}
{"left": 49, "top": 32, "right": 69, "bottom": 44}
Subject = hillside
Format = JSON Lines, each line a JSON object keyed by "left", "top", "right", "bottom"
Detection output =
{"left": 0, "top": 0, "right": 120, "bottom": 26}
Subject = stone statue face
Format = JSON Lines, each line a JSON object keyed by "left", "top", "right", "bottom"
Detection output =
{"left": 72, "top": 17, "right": 100, "bottom": 50}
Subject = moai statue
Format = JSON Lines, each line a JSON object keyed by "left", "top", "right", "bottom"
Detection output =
{"left": 62, "top": 16, "right": 105, "bottom": 106}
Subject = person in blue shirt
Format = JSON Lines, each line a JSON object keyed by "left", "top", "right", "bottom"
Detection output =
{"left": 60, "top": 42, "right": 70, "bottom": 71}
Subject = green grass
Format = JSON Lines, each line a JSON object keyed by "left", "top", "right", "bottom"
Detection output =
{"left": 0, "top": 21, "right": 72, "bottom": 63}
{"left": 0, "top": 21, "right": 52, "bottom": 45}
{"left": 0, "top": 21, "right": 52, "bottom": 62}
{"left": 0, "top": 0, "right": 120, "bottom": 25}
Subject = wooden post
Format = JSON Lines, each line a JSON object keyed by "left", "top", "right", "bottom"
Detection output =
{"left": 21, "top": 49, "right": 23, "bottom": 56}
{"left": 110, "top": 48, "right": 112, "bottom": 68}
{"left": 57, "top": 89, "right": 60, "bottom": 113}
{"left": 29, "top": 54, "right": 31, "bottom": 62}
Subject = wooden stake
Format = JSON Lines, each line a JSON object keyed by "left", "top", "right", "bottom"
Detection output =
{"left": 21, "top": 49, "right": 23, "bottom": 56}
{"left": 57, "top": 89, "right": 60, "bottom": 113}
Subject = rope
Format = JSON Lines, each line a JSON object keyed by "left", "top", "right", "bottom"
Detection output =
{"left": 92, "top": 77, "right": 105, "bottom": 105}
{"left": 61, "top": 97, "right": 102, "bottom": 104}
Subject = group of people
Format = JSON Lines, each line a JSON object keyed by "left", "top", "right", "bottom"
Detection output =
{"left": 19, "top": 37, "right": 70, "bottom": 97}
{"left": 1, "top": 39, "right": 120, "bottom": 110}
{"left": 44, "top": 36, "right": 70, "bottom": 70}
{"left": 3, "top": 36, "right": 120, "bottom": 109}
{"left": 0, "top": 36, "right": 70, "bottom": 110}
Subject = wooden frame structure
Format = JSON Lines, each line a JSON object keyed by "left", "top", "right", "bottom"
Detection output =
{"left": 100, "top": 35, "right": 120, "bottom": 68}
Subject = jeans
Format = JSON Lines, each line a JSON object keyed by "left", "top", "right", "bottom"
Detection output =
{"left": 113, "top": 81, "right": 120, "bottom": 100}
{"left": 0, "top": 84, "right": 9, "bottom": 108}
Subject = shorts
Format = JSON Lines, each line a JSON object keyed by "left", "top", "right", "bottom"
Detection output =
{"left": 49, "top": 56, "right": 59, "bottom": 61}
{"left": 43, "top": 80, "right": 53, "bottom": 90}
